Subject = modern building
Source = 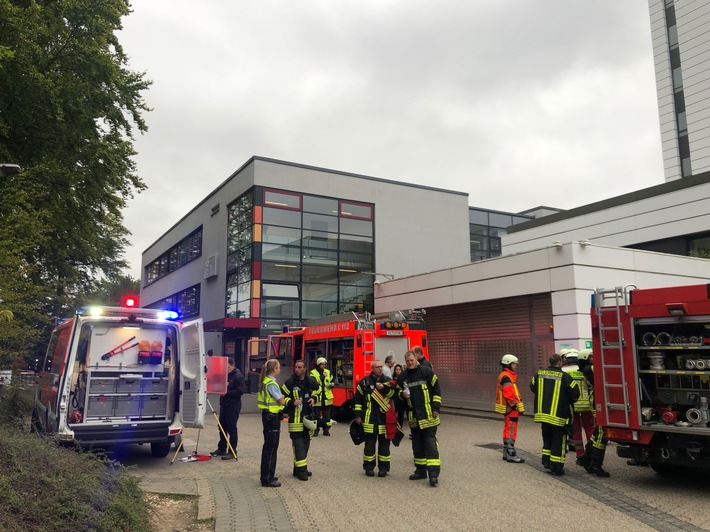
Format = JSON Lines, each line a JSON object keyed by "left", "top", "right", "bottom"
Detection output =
{"left": 140, "top": 156, "right": 473, "bottom": 373}
{"left": 649, "top": 0, "right": 710, "bottom": 180}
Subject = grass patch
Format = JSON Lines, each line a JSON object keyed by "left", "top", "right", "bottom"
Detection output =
{"left": 0, "top": 386, "right": 151, "bottom": 531}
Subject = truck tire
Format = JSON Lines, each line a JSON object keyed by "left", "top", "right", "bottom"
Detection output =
{"left": 151, "top": 442, "right": 171, "bottom": 458}
{"left": 649, "top": 461, "right": 675, "bottom": 476}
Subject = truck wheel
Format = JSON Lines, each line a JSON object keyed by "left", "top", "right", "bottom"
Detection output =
{"left": 151, "top": 442, "right": 171, "bottom": 458}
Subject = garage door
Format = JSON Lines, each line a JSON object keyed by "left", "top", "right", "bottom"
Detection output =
{"left": 424, "top": 294, "right": 554, "bottom": 412}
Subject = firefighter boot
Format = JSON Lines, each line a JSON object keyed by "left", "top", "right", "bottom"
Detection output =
{"left": 505, "top": 439, "right": 525, "bottom": 463}
{"left": 502, "top": 440, "right": 509, "bottom": 461}
{"left": 323, "top": 426, "right": 331, "bottom": 436}
{"left": 409, "top": 468, "right": 427, "bottom": 480}
{"left": 586, "top": 460, "right": 610, "bottom": 478}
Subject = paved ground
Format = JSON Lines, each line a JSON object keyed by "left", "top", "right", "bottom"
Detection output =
{"left": 125, "top": 395, "right": 710, "bottom": 532}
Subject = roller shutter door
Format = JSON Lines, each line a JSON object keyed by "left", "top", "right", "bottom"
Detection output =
{"left": 425, "top": 294, "right": 554, "bottom": 412}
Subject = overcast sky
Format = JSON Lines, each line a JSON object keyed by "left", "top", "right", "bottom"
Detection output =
{"left": 118, "top": 1, "right": 663, "bottom": 279}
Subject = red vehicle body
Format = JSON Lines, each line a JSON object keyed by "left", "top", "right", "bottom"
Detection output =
{"left": 592, "top": 284, "right": 710, "bottom": 473}
{"left": 266, "top": 310, "right": 428, "bottom": 413}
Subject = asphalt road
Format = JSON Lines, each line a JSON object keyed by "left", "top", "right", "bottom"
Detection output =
{"left": 120, "top": 395, "right": 710, "bottom": 532}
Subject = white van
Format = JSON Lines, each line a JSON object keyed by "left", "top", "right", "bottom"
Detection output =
{"left": 32, "top": 305, "right": 206, "bottom": 457}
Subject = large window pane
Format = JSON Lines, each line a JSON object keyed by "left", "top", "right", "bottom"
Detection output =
{"left": 262, "top": 243, "right": 301, "bottom": 263}
{"left": 303, "top": 195, "right": 338, "bottom": 215}
{"left": 264, "top": 190, "right": 301, "bottom": 209}
{"left": 489, "top": 213, "right": 513, "bottom": 229}
{"left": 261, "top": 262, "right": 301, "bottom": 282}
{"left": 340, "top": 218, "right": 372, "bottom": 237}
{"left": 302, "top": 247, "right": 338, "bottom": 266}
{"left": 303, "top": 230, "right": 338, "bottom": 250}
{"left": 262, "top": 207, "right": 301, "bottom": 228}
{"left": 339, "top": 234, "right": 373, "bottom": 254}
{"left": 262, "top": 283, "right": 299, "bottom": 298}
{"left": 262, "top": 225, "right": 301, "bottom": 245}
{"left": 339, "top": 251, "right": 373, "bottom": 271}
{"left": 302, "top": 264, "right": 338, "bottom": 284}
{"left": 302, "top": 301, "right": 337, "bottom": 319}
{"left": 304, "top": 212, "right": 338, "bottom": 234}
{"left": 261, "top": 299, "right": 300, "bottom": 319}
{"left": 340, "top": 201, "right": 372, "bottom": 219}
{"left": 302, "top": 283, "right": 338, "bottom": 300}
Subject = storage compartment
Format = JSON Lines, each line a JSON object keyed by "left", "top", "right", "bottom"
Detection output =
{"left": 86, "top": 396, "right": 114, "bottom": 418}
{"left": 142, "top": 378, "right": 169, "bottom": 394}
{"left": 116, "top": 377, "right": 142, "bottom": 393}
{"left": 114, "top": 396, "right": 141, "bottom": 417}
{"left": 141, "top": 395, "right": 168, "bottom": 417}
{"left": 88, "top": 378, "right": 116, "bottom": 394}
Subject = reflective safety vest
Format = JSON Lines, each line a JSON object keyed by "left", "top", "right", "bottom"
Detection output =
{"left": 495, "top": 368, "right": 525, "bottom": 414}
{"left": 530, "top": 367, "right": 579, "bottom": 426}
{"left": 257, "top": 375, "right": 284, "bottom": 413}
{"left": 310, "top": 368, "right": 334, "bottom": 406}
{"left": 562, "top": 365, "right": 592, "bottom": 412}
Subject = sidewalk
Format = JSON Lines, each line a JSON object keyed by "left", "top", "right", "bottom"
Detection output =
{"left": 129, "top": 394, "right": 664, "bottom": 532}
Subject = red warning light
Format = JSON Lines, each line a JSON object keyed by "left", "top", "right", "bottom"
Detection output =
{"left": 122, "top": 296, "right": 138, "bottom": 308}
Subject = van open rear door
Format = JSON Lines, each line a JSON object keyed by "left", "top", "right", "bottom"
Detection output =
{"left": 179, "top": 319, "right": 206, "bottom": 428}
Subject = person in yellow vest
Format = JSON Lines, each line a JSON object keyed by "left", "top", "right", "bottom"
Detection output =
{"left": 495, "top": 354, "right": 525, "bottom": 463}
{"left": 257, "top": 359, "right": 285, "bottom": 487}
{"left": 310, "top": 357, "right": 334, "bottom": 436}
{"left": 561, "top": 350, "right": 595, "bottom": 458}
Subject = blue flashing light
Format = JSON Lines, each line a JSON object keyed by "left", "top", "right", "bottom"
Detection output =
{"left": 158, "top": 310, "right": 179, "bottom": 320}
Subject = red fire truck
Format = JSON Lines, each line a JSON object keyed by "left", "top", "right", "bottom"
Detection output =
{"left": 592, "top": 283, "right": 710, "bottom": 473}
{"left": 263, "top": 309, "right": 428, "bottom": 413}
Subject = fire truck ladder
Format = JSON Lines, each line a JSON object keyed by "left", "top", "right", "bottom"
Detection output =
{"left": 594, "top": 285, "right": 636, "bottom": 427}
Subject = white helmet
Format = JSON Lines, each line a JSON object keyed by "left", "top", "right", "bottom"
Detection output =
{"left": 578, "top": 349, "right": 592, "bottom": 361}
{"left": 501, "top": 354, "right": 519, "bottom": 366}
{"left": 316, "top": 357, "right": 327, "bottom": 366}
{"left": 564, "top": 349, "right": 579, "bottom": 362}
{"left": 303, "top": 414, "right": 318, "bottom": 431}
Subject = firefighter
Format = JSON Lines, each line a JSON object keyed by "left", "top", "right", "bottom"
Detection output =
{"left": 281, "top": 360, "right": 318, "bottom": 481}
{"left": 354, "top": 359, "right": 396, "bottom": 477}
{"left": 530, "top": 353, "right": 579, "bottom": 476}
{"left": 575, "top": 348, "right": 611, "bottom": 477}
{"left": 413, "top": 345, "right": 432, "bottom": 369}
{"left": 257, "top": 359, "right": 286, "bottom": 488}
{"left": 495, "top": 354, "right": 525, "bottom": 463}
{"left": 310, "top": 357, "right": 334, "bottom": 436}
{"left": 562, "top": 350, "right": 595, "bottom": 458}
{"left": 399, "top": 350, "right": 442, "bottom": 486}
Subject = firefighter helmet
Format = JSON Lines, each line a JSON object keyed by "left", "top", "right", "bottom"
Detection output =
{"left": 578, "top": 348, "right": 592, "bottom": 361}
{"left": 349, "top": 419, "right": 365, "bottom": 445}
{"left": 316, "top": 357, "right": 327, "bottom": 366}
{"left": 501, "top": 354, "right": 519, "bottom": 366}
{"left": 303, "top": 413, "right": 318, "bottom": 432}
{"left": 564, "top": 349, "right": 579, "bottom": 362}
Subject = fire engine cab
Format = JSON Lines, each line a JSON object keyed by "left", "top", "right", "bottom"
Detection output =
{"left": 592, "top": 283, "right": 710, "bottom": 473}
{"left": 32, "top": 305, "right": 207, "bottom": 457}
{"left": 263, "top": 309, "right": 428, "bottom": 413}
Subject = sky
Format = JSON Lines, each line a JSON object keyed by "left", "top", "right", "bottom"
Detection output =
{"left": 118, "top": 1, "right": 664, "bottom": 279}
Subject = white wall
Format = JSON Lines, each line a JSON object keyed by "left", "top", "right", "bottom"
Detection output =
{"left": 375, "top": 242, "right": 710, "bottom": 352}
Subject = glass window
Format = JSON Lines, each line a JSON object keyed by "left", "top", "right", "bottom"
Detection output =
{"left": 468, "top": 209, "right": 488, "bottom": 225}
{"left": 340, "top": 201, "right": 372, "bottom": 220}
{"left": 262, "top": 283, "right": 299, "bottom": 298}
{"left": 302, "top": 283, "right": 338, "bottom": 300}
{"left": 669, "top": 25, "right": 678, "bottom": 49}
{"left": 489, "top": 212, "right": 513, "bottom": 229}
{"left": 264, "top": 190, "right": 301, "bottom": 209}
{"left": 302, "top": 264, "right": 338, "bottom": 284}
{"left": 303, "top": 230, "right": 338, "bottom": 250}
{"left": 673, "top": 67, "right": 683, "bottom": 91}
{"left": 678, "top": 111, "right": 687, "bottom": 133}
{"left": 262, "top": 207, "right": 301, "bottom": 228}
{"left": 303, "top": 195, "right": 338, "bottom": 215}
{"left": 339, "top": 251, "right": 373, "bottom": 271}
{"left": 262, "top": 225, "right": 301, "bottom": 246}
{"left": 339, "top": 235, "right": 373, "bottom": 254}
{"left": 302, "top": 248, "right": 338, "bottom": 266}
{"left": 302, "top": 301, "right": 338, "bottom": 319}
{"left": 262, "top": 243, "right": 301, "bottom": 263}
{"left": 261, "top": 261, "right": 301, "bottom": 282}
{"left": 261, "top": 299, "right": 300, "bottom": 319}
{"left": 304, "top": 212, "right": 338, "bottom": 234}
{"left": 340, "top": 218, "right": 373, "bottom": 237}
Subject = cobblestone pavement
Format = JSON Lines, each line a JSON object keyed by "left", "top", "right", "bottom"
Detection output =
{"left": 127, "top": 396, "right": 710, "bottom": 532}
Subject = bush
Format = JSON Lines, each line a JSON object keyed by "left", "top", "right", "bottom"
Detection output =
{"left": 0, "top": 422, "right": 150, "bottom": 531}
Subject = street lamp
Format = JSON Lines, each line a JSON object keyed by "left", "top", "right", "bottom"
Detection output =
{"left": 0, "top": 164, "right": 22, "bottom": 176}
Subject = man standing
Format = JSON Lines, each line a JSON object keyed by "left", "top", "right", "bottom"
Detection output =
{"left": 398, "top": 350, "right": 441, "bottom": 486}
{"left": 530, "top": 353, "right": 579, "bottom": 476}
{"left": 412, "top": 345, "right": 432, "bottom": 369}
{"left": 211, "top": 358, "right": 244, "bottom": 460}
{"left": 495, "top": 354, "right": 525, "bottom": 463}
{"left": 382, "top": 353, "right": 395, "bottom": 379}
{"left": 561, "top": 350, "right": 594, "bottom": 458}
{"left": 281, "top": 360, "right": 318, "bottom": 481}
{"left": 310, "top": 357, "right": 334, "bottom": 436}
{"left": 354, "top": 360, "right": 396, "bottom": 477}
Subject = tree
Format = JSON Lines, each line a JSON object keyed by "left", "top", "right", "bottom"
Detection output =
{"left": 0, "top": 0, "right": 151, "bottom": 367}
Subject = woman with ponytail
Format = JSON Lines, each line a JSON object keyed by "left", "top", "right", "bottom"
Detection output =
{"left": 257, "top": 359, "right": 285, "bottom": 487}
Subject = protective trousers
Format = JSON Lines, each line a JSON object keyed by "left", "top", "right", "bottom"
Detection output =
{"left": 290, "top": 430, "right": 310, "bottom": 475}
{"left": 571, "top": 411, "right": 595, "bottom": 457}
{"left": 540, "top": 423, "right": 566, "bottom": 472}
{"left": 260, "top": 412, "right": 281, "bottom": 484}
{"left": 502, "top": 410, "right": 519, "bottom": 440}
{"left": 411, "top": 426, "right": 440, "bottom": 479}
{"left": 363, "top": 433, "right": 391, "bottom": 473}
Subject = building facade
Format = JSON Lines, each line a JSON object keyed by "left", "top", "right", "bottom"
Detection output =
{"left": 649, "top": 0, "right": 710, "bottom": 180}
{"left": 140, "top": 156, "right": 471, "bottom": 374}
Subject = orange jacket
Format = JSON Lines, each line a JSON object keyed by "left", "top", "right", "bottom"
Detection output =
{"left": 495, "top": 368, "right": 525, "bottom": 414}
